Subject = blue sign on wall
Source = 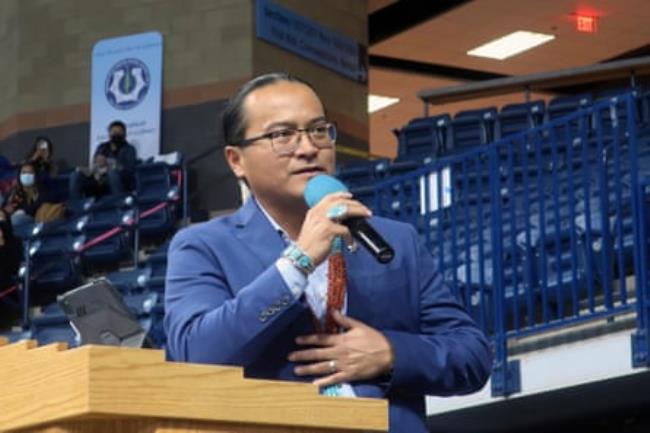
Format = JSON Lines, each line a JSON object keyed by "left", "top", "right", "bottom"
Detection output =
{"left": 256, "top": 0, "right": 368, "bottom": 83}
{"left": 90, "top": 32, "right": 163, "bottom": 163}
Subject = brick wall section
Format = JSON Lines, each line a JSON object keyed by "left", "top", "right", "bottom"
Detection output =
{"left": 0, "top": 0, "right": 18, "bottom": 123}
{"left": 7, "top": 0, "right": 253, "bottom": 116}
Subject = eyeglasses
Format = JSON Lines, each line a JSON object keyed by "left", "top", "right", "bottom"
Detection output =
{"left": 238, "top": 122, "right": 337, "bottom": 156}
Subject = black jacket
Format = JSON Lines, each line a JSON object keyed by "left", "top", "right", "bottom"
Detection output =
{"left": 94, "top": 140, "right": 137, "bottom": 173}
{"left": 0, "top": 220, "right": 23, "bottom": 289}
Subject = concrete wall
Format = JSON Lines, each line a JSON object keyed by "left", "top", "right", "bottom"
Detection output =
{"left": 9, "top": 0, "right": 253, "bottom": 114}
{"left": 0, "top": 0, "right": 368, "bottom": 212}
{"left": 0, "top": 0, "right": 19, "bottom": 125}
{"left": 254, "top": 0, "right": 368, "bottom": 156}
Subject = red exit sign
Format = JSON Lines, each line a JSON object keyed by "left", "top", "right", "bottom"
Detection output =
{"left": 576, "top": 15, "right": 597, "bottom": 33}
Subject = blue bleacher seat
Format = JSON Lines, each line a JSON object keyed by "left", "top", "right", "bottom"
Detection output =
{"left": 31, "top": 231, "right": 84, "bottom": 256}
{"left": 75, "top": 205, "right": 134, "bottom": 265}
{"left": 145, "top": 253, "right": 167, "bottom": 287}
{"left": 13, "top": 221, "right": 38, "bottom": 240}
{"left": 136, "top": 200, "right": 176, "bottom": 237}
{"left": 81, "top": 228, "right": 131, "bottom": 265}
{"left": 336, "top": 160, "right": 376, "bottom": 188}
{"left": 397, "top": 114, "right": 450, "bottom": 162}
{"left": 106, "top": 267, "right": 151, "bottom": 294}
{"left": 547, "top": 93, "right": 592, "bottom": 121}
{"left": 497, "top": 100, "right": 545, "bottom": 139}
{"left": 27, "top": 235, "right": 83, "bottom": 305}
{"left": 135, "top": 162, "right": 174, "bottom": 203}
{"left": 449, "top": 107, "right": 497, "bottom": 153}
{"left": 132, "top": 163, "right": 180, "bottom": 238}
{"left": 122, "top": 291, "right": 158, "bottom": 317}
{"left": 0, "top": 329, "right": 32, "bottom": 343}
{"left": 30, "top": 313, "right": 77, "bottom": 347}
{"left": 92, "top": 192, "right": 135, "bottom": 211}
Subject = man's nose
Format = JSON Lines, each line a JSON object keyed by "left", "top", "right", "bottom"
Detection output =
{"left": 293, "top": 131, "right": 319, "bottom": 156}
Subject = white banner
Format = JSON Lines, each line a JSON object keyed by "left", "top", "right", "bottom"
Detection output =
{"left": 90, "top": 31, "right": 163, "bottom": 163}
{"left": 419, "top": 167, "right": 452, "bottom": 215}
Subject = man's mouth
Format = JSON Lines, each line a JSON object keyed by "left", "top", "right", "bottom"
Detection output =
{"left": 292, "top": 167, "right": 324, "bottom": 175}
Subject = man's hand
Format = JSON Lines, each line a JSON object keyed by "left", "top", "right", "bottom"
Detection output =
{"left": 295, "top": 192, "right": 372, "bottom": 267}
{"left": 288, "top": 310, "right": 394, "bottom": 388}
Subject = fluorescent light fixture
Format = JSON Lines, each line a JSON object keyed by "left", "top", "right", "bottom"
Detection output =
{"left": 467, "top": 31, "right": 555, "bottom": 60}
{"left": 368, "top": 94, "right": 400, "bottom": 113}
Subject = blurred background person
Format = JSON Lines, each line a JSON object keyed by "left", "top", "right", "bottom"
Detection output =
{"left": 2, "top": 162, "right": 61, "bottom": 229}
{"left": 69, "top": 152, "right": 111, "bottom": 200}
{"left": 92, "top": 120, "right": 137, "bottom": 194}
{"left": 26, "top": 136, "right": 57, "bottom": 182}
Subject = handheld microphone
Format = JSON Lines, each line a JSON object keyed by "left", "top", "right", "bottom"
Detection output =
{"left": 304, "top": 175, "right": 395, "bottom": 264}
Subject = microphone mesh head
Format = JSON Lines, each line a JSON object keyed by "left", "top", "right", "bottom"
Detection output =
{"left": 303, "top": 174, "right": 349, "bottom": 208}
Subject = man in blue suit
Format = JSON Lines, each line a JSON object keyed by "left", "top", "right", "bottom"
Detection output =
{"left": 164, "top": 73, "right": 492, "bottom": 433}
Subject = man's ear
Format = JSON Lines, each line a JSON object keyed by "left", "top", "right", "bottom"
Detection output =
{"left": 224, "top": 146, "right": 246, "bottom": 179}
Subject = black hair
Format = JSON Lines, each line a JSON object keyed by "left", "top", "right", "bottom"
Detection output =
{"left": 222, "top": 72, "right": 316, "bottom": 146}
{"left": 27, "top": 136, "right": 53, "bottom": 159}
{"left": 108, "top": 120, "right": 127, "bottom": 133}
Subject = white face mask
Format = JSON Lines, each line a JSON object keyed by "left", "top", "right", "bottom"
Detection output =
{"left": 20, "top": 173, "right": 35, "bottom": 187}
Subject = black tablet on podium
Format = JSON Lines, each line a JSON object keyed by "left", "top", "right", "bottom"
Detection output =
{"left": 57, "top": 278, "right": 149, "bottom": 348}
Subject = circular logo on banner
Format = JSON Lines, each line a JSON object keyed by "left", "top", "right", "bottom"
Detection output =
{"left": 105, "top": 58, "right": 150, "bottom": 110}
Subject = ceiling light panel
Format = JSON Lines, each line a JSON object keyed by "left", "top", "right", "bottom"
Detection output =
{"left": 368, "top": 94, "right": 400, "bottom": 113}
{"left": 467, "top": 31, "right": 556, "bottom": 60}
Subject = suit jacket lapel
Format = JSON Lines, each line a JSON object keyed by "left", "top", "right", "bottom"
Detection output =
{"left": 231, "top": 199, "right": 286, "bottom": 270}
{"left": 344, "top": 247, "right": 389, "bottom": 399}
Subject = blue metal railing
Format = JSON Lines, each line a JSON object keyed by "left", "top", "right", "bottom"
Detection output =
{"left": 16, "top": 163, "right": 186, "bottom": 328}
{"left": 373, "top": 93, "right": 644, "bottom": 396}
{"left": 632, "top": 175, "right": 650, "bottom": 367}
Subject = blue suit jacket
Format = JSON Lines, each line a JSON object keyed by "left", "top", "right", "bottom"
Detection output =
{"left": 164, "top": 199, "right": 492, "bottom": 433}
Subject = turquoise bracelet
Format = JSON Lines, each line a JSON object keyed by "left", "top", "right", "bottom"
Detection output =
{"left": 282, "top": 244, "right": 315, "bottom": 275}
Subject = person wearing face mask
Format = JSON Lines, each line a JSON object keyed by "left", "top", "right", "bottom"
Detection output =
{"left": 2, "top": 162, "right": 52, "bottom": 228}
{"left": 95, "top": 120, "right": 137, "bottom": 193}
{"left": 69, "top": 120, "right": 137, "bottom": 199}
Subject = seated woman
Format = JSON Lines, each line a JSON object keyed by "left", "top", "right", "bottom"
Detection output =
{"left": 26, "top": 136, "right": 57, "bottom": 181}
{"left": 2, "top": 162, "right": 60, "bottom": 230}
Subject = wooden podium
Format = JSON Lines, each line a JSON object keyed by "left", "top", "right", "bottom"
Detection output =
{"left": 0, "top": 338, "right": 387, "bottom": 433}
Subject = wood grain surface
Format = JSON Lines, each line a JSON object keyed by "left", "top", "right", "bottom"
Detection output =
{"left": 0, "top": 342, "right": 387, "bottom": 433}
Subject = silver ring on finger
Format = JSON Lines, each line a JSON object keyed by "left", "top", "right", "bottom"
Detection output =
{"left": 327, "top": 359, "right": 338, "bottom": 372}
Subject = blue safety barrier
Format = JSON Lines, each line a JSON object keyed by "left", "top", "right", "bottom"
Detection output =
{"left": 373, "top": 93, "right": 645, "bottom": 396}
